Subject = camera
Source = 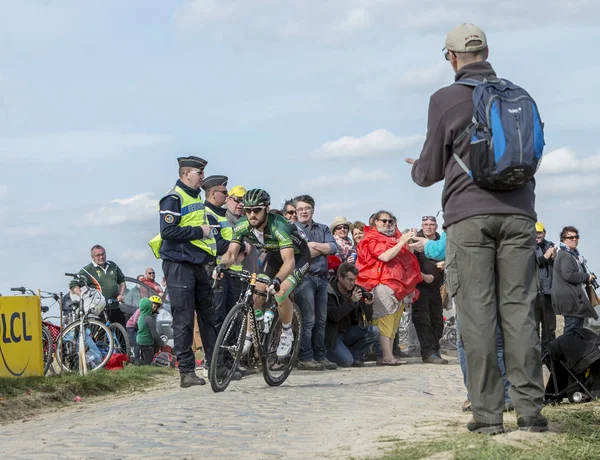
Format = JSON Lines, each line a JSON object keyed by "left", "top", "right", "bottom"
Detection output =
{"left": 591, "top": 272, "right": 599, "bottom": 290}
{"left": 356, "top": 285, "right": 373, "bottom": 301}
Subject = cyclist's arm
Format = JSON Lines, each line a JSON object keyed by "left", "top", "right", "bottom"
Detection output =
{"left": 274, "top": 247, "right": 296, "bottom": 281}
{"left": 220, "top": 241, "right": 242, "bottom": 267}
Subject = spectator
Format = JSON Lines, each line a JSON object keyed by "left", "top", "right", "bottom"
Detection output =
{"left": 406, "top": 23, "right": 546, "bottom": 433}
{"left": 140, "top": 267, "right": 164, "bottom": 296}
{"left": 553, "top": 226, "right": 598, "bottom": 333}
{"left": 534, "top": 222, "right": 556, "bottom": 354}
{"left": 69, "top": 245, "right": 126, "bottom": 327}
{"left": 137, "top": 297, "right": 166, "bottom": 365}
{"left": 283, "top": 199, "right": 298, "bottom": 223}
{"left": 356, "top": 211, "right": 421, "bottom": 365}
{"left": 294, "top": 194, "right": 340, "bottom": 371}
{"left": 326, "top": 263, "right": 379, "bottom": 367}
{"left": 352, "top": 221, "right": 366, "bottom": 246}
{"left": 412, "top": 216, "right": 447, "bottom": 364}
{"left": 127, "top": 294, "right": 163, "bottom": 361}
{"left": 330, "top": 216, "right": 356, "bottom": 263}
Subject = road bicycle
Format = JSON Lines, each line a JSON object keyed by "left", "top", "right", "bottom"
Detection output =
{"left": 55, "top": 273, "right": 115, "bottom": 374}
{"left": 209, "top": 270, "right": 302, "bottom": 393}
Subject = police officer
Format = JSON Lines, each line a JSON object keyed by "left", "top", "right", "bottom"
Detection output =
{"left": 149, "top": 156, "right": 218, "bottom": 388}
{"left": 202, "top": 176, "right": 251, "bottom": 359}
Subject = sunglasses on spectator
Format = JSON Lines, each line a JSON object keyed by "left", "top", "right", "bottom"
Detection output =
{"left": 147, "top": 272, "right": 155, "bottom": 275}
{"left": 564, "top": 235, "right": 580, "bottom": 240}
{"left": 377, "top": 219, "right": 394, "bottom": 225}
{"left": 229, "top": 196, "right": 243, "bottom": 203}
{"left": 244, "top": 206, "right": 265, "bottom": 215}
{"left": 285, "top": 210, "right": 296, "bottom": 215}
{"left": 335, "top": 225, "right": 349, "bottom": 231}
{"left": 422, "top": 216, "right": 437, "bottom": 222}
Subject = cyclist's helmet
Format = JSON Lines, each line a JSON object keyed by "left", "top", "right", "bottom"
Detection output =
{"left": 148, "top": 295, "right": 163, "bottom": 305}
{"left": 243, "top": 189, "right": 271, "bottom": 207}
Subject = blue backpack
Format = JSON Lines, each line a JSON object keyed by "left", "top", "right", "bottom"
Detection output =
{"left": 453, "top": 78, "right": 545, "bottom": 191}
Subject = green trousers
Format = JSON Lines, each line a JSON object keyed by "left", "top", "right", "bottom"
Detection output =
{"left": 446, "top": 214, "right": 544, "bottom": 424}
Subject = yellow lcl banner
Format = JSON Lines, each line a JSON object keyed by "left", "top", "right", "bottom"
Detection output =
{"left": 0, "top": 296, "right": 44, "bottom": 377}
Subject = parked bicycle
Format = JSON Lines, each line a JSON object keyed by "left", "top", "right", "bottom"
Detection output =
{"left": 97, "top": 299, "right": 131, "bottom": 358}
{"left": 55, "top": 273, "right": 115, "bottom": 374}
{"left": 209, "top": 270, "right": 302, "bottom": 393}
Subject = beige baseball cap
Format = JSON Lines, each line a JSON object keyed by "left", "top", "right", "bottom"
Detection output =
{"left": 443, "top": 23, "right": 487, "bottom": 53}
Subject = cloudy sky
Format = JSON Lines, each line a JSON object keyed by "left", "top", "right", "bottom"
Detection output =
{"left": 1, "top": 1, "right": 600, "bottom": 309}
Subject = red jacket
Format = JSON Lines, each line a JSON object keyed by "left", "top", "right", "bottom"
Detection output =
{"left": 356, "top": 226, "right": 422, "bottom": 301}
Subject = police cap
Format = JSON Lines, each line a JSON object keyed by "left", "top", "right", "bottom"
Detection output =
{"left": 177, "top": 156, "right": 207, "bottom": 170}
{"left": 201, "top": 175, "right": 228, "bottom": 191}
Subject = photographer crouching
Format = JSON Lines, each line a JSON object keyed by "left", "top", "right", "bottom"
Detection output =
{"left": 325, "top": 262, "right": 380, "bottom": 367}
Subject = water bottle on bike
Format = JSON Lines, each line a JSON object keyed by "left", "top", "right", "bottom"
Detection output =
{"left": 264, "top": 308, "right": 275, "bottom": 334}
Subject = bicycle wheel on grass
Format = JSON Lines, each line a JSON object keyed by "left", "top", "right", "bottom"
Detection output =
{"left": 56, "top": 319, "right": 114, "bottom": 373}
{"left": 209, "top": 303, "right": 248, "bottom": 393}
{"left": 263, "top": 302, "right": 302, "bottom": 387}
{"left": 109, "top": 322, "right": 131, "bottom": 357}
{"left": 42, "top": 324, "right": 53, "bottom": 375}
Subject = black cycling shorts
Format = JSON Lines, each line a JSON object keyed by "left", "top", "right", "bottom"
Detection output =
{"left": 260, "top": 237, "right": 310, "bottom": 286}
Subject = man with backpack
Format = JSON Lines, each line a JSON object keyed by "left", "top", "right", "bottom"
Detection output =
{"left": 406, "top": 23, "right": 546, "bottom": 434}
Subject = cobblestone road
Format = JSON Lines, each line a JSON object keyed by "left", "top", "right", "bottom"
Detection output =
{"left": 1, "top": 358, "right": 466, "bottom": 459}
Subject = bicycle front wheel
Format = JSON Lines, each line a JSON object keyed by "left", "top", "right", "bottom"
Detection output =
{"left": 56, "top": 319, "right": 114, "bottom": 373}
{"left": 210, "top": 302, "right": 248, "bottom": 393}
{"left": 109, "top": 323, "right": 131, "bottom": 358}
{"left": 263, "top": 302, "right": 302, "bottom": 387}
{"left": 42, "top": 325, "right": 53, "bottom": 375}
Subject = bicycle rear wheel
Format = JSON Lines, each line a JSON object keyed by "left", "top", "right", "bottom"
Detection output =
{"left": 263, "top": 302, "right": 302, "bottom": 387}
{"left": 109, "top": 323, "right": 131, "bottom": 358}
{"left": 56, "top": 319, "right": 114, "bottom": 373}
{"left": 42, "top": 325, "right": 53, "bottom": 375}
{"left": 209, "top": 302, "right": 248, "bottom": 393}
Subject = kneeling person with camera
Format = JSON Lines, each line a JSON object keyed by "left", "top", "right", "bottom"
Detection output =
{"left": 326, "top": 263, "right": 380, "bottom": 367}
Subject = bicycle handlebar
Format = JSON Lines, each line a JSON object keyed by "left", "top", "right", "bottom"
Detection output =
{"left": 10, "top": 287, "right": 25, "bottom": 293}
{"left": 65, "top": 272, "right": 79, "bottom": 277}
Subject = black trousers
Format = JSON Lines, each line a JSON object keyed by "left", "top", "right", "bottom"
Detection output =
{"left": 106, "top": 308, "right": 127, "bottom": 328}
{"left": 411, "top": 287, "right": 444, "bottom": 358}
{"left": 163, "top": 259, "right": 217, "bottom": 374}
{"left": 213, "top": 273, "right": 243, "bottom": 331}
{"left": 139, "top": 345, "right": 155, "bottom": 365}
{"left": 534, "top": 293, "right": 556, "bottom": 354}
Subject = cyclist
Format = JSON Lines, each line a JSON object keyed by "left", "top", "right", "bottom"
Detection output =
{"left": 216, "top": 189, "right": 310, "bottom": 359}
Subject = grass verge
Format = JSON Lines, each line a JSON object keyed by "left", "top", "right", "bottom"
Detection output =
{"left": 0, "top": 365, "right": 176, "bottom": 424}
{"left": 379, "top": 405, "right": 600, "bottom": 460}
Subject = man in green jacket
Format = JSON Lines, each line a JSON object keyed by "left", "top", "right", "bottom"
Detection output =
{"left": 70, "top": 244, "right": 126, "bottom": 326}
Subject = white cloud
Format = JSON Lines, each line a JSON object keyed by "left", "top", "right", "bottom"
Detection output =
{"left": 537, "top": 174, "right": 600, "bottom": 196}
{"left": 539, "top": 147, "right": 600, "bottom": 174}
{"left": 303, "top": 168, "right": 391, "bottom": 188}
{"left": 311, "top": 129, "right": 424, "bottom": 159}
{"left": 0, "top": 130, "right": 168, "bottom": 162}
{"left": 173, "top": 1, "right": 600, "bottom": 44}
{"left": 398, "top": 61, "right": 451, "bottom": 89}
{"left": 85, "top": 192, "right": 157, "bottom": 226}
{"left": 4, "top": 225, "right": 48, "bottom": 237}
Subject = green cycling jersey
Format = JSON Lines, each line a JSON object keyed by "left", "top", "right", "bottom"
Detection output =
{"left": 232, "top": 213, "right": 307, "bottom": 255}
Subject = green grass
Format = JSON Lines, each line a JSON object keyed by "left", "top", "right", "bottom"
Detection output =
{"left": 379, "top": 405, "right": 600, "bottom": 460}
{"left": 0, "top": 366, "right": 176, "bottom": 423}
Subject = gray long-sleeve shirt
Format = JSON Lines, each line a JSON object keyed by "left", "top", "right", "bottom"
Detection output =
{"left": 410, "top": 60, "right": 536, "bottom": 227}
